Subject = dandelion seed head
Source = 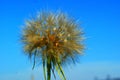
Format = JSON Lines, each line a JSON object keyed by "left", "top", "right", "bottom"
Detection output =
{"left": 21, "top": 11, "right": 84, "bottom": 65}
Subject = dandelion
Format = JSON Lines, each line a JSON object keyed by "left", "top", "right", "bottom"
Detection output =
{"left": 21, "top": 11, "right": 84, "bottom": 80}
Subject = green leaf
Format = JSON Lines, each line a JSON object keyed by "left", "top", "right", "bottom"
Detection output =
{"left": 32, "top": 51, "right": 37, "bottom": 70}
{"left": 55, "top": 63, "right": 66, "bottom": 80}
{"left": 43, "top": 59, "right": 47, "bottom": 80}
{"left": 58, "top": 63, "right": 66, "bottom": 80}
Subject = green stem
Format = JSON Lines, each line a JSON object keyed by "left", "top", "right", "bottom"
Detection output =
{"left": 51, "top": 58, "right": 56, "bottom": 80}
{"left": 47, "top": 57, "right": 51, "bottom": 80}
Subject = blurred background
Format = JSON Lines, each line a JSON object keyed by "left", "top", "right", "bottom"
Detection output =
{"left": 0, "top": 0, "right": 120, "bottom": 80}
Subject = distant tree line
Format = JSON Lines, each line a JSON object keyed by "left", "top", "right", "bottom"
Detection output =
{"left": 94, "top": 75, "right": 120, "bottom": 80}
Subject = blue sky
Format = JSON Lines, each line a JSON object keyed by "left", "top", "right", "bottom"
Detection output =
{"left": 0, "top": 0, "right": 120, "bottom": 80}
